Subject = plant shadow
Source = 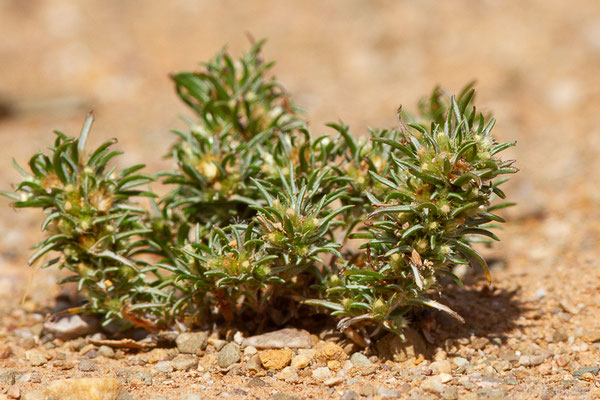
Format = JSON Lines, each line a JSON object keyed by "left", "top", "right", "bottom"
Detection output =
{"left": 422, "top": 265, "right": 528, "bottom": 349}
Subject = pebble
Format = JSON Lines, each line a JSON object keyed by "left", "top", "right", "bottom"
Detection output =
{"left": 179, "top": 395, "right": 203, "bottom": 400}
{"left": 176, "top": 332, "right": 208, "bottom": 354}
{"left": 359, "top": 385, "right": 375, "bottom": 397}
{"left": 22, "top": 391, "right": 46, "bottom": 400}
{"left": 277, "top": 366, "right": 299, "bottom": 382}
{"left": 25, "top": 350, "right": 48, "bottom": 366}
{"left": 0, "top": 344, "right": 13, "bottom": 359}
{"left": 171, "top": 354, "right": 198, "bottom": 371}
{"left": 580, "top": 328, "right": 600, "bottom": 343}
{"left": 312, "top": 366, "right": 331, "bottom": 380}
{"left": 453, "top": 357, "right": 469, "bottom": 373}
{"left": 259, "top": 349, "right": 292, "bottom": 370}
{"left": 421, "top": 375, "right": 446, "bottom": 394}
{"left": 247, "top": 377, "right": 269, "bottom": 388}
{"left": 315, "top": 342, "right": 348, "bottom": 363}
{"left": 7, "top": 385, "right": 20, "bottom": 399}
{"left": 518, "top": 354, "right": 545, "bottom": 367}
{"left": 324, "top": 377, "right": 344, "bottom": 386}
{"left": 0, "top": 370, "right": 16, "bottom": 386}
{"left": 242, "top": 328, "right": 312, "bottom": 349}
{"left": 291, "top": 353, "right": 312, "bottom": 369}
{"left": 555, "top": 354, "right": 570, "bottom": 368}
{"left": 572, "top": 366, "right": 600, "bottom": 377}
{"left": 43, "top": 314, "right": 98, "bottom": 340}
{"left": 534, "top": 288, "right": 547, "bottom": 300}
{"left": 441, "top": 386, "right": 459, "bottom": 400}
{"left": 117, "top": 393, "right": 134, "bottom": 400}
{"left": 217, "top": 343, "right": 241, "bottom": 368}
{"left": 47, "top": 378, "right": 123, "bottom": 400}
{"left": 78, "top": 358, "right": 98, "bottom": 371}
{"left": 340, "top": 389, "right": 360, "bottom": 400}
{"left": 245, "top": 353, "right": 262, "bottom": 373}
{"left": 270, "top": 393, "right": 301, "bottom": 400}
{"left": 374, "top": 329, "right": 426, "bottom": 362}
{"left": 376, "top": 386, "right": 401, "bottom": 398}
{"left": 349, "top": 352, "right": 371, "bottom": 366}
{"left": 430, "top": 360, "right": 452, "bottom": 374}
{"left": 244, "top": 346, "right": 257, "bottom": 356}
{"left": 155, "top": 361, "right": 174, "bottom": 373}
{"left": 17, "top": 372, "right": 42, "bottom": 383}
{"left": 98, "top": 345, "right": 115, "bottom": 358}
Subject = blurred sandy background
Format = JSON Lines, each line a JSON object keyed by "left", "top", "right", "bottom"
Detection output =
{"left": 1, "top": 0, "right": 599, "bottom": 306}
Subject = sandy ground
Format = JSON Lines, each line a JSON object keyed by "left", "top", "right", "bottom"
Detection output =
{"left": 1, "top": 1, "right": 600, "bottom": 399}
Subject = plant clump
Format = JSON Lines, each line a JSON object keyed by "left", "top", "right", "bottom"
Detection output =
{"left": 3, "top": 41, "right": 517, "bottom": 341}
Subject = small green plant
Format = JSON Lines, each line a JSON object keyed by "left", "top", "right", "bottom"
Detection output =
{"left": 3, "top": 41, "right": 517, "bottom": 340}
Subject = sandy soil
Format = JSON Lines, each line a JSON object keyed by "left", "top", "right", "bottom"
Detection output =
{"left": 1, "top": 1, "right": 600, "bottom": 399}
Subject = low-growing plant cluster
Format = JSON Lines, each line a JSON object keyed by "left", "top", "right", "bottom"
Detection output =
{"left": 3, "top": 41, "right": 517, "bottom": 341}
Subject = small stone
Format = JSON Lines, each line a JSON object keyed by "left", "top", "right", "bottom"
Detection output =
{"left": 358, "top": 385, "right": 375, "bottom": 397}
{"left": 504, "top": 376, "right": 519, "bottom": 385}
{"left": 7, "top": 385, "right": 20, "bottom": 399}
{"left": 246, "top": 354, "right": 263, "bottom": 372}
{"left": 441, "top": 386, "right": 459, "bottom": 400}
{"left": 555, "top": 354, "right": 570, "bottom": 368}
{"left": 327, "top": 360, "right": 342, "bottom": 371}
{"left": 270, "top": 393, "right": 300, "bottom": 400}
{"left": 116, "top": 393, "right": 134, "bottom": 400}
{"left": 208, "top": 338, "right": 227, "bottom": 351}
{"left": 98, "top": 345, "right": 115, "bottom": 358}
{"left": 155, "top": 361, "right": 174, "bottom": 373}
{"left": 244, "top": 346, "right": 257, "bottom": 356}
{"left": 375, "top": 329, "right": 426, "bottom": 362}
{"left": 0, "top": 345, "right": 13, "bottom": 360}
{"left": 54, "top": 359, "right": 75, "bottom": 370}
{"left": 172, "top": 354, "right": 197, "bottom": 371}
{"left": 534, "top": 288, "right": 547, "bottom": 300}
{"left": 340, "top": 390, "right": 360, "bottom": 400}
{"left": 453, "top": 357, "right": 470, "bottom": 373}
{"left": 580, "top": 329, "right": 600, "bottom": 343}
{"left": 572, "top": 366, "right": 600, "bottom": 378}
{"left": 133, "top": 371, "right": 152, "bottom": 386}
{"left": 43, "top": 314, "right": 98, "bottom": 340}
{"left": 324, "top": 377, "right": 343, "bottom": 386}
{"left": 291, "top": 353, "right": 312, "bottom": 369}
{"left": 78, "top": 358, "right": 98, "bottom": 372}
{"left": 259, "top": 349, "right": 292, "bottom": 370}
{"left": 242, "top": 328, "right": 312, "bottom": 349}
{"left": 421, "top": 375, "right": 445, "bottom": 394}
{"left": 17, "top": 372, "right": 41, "bottom": 383}
{"left": 314, "top": 342, "right": 348, "bottom": 363}
{"left": 176, "top": 332, "right": 208, "bottom": 355}
{"left": 47, "top": 378, "right": 123, "bottom": 400}
{"left": 376, "top": 386, "right": 401, "bottom": 398}
{"left": 430, "top": 360, "right": 452, "bottom": 374}
{"left": 277, "top": 366, "right": 298, "bottom": 382}
{"left": 22, "top": 391, "right": 46, "bottom": 400}
{"left": 550, "top": 329, "right": 568, "bottom": 343}
{"left": 470, "top": 336, "right": 489, "bottom": 350}
{"left": 179, "top": 395, "right": 203, "bottom": 400}
{"left": 217, "top": 343, "right": 241, "bottom": 369}
{"left": 350, "top": 352, "right": 371, "bottom": 366}
{"left": 312, "top": 366, "right": 331, "bottom": 380}
{"left": 559, "top": 298, "right": 579, "bottom": 314}
{"left": 0, "top": 370, "right": 16, "bottom": 386}
{"left": 359, "top": 365, "right": 378, "bottom": 376}
{"left": 247, "top": 377, "right": 269, "bottom": 388}
{"left": 79, "top": 344, "right": 96, "bottom": 356}
{"left": 25, "top": 350, "right": 47, "bottom": 366}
